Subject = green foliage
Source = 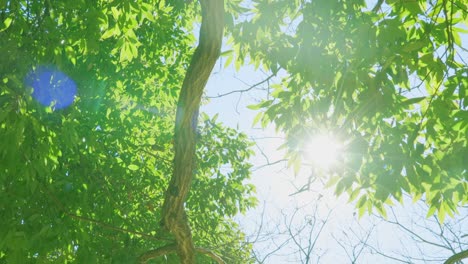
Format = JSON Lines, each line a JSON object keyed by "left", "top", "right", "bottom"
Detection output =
{"left": 2, "top": 0, "right": 467, "bottom": 261}
{"left": 0, "top": 0, "right": 255, "bottom": 262}
{"left": 232, "top": 0, "right": 468, "bottom": 219}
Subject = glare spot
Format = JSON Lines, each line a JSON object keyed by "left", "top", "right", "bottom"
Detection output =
{"left": 25, "top": 66, "right": 77, "bottom": 109}
{"left": 304, "top": 133, "right": 342, "bottom": 170}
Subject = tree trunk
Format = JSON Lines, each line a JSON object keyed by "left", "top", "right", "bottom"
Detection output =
{"left": 160, "top": 0, "right": 224, "bottom": 263}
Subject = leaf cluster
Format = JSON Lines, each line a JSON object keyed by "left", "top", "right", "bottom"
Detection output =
{"left": 232, "top": 0, "right": 468, "bottom": 219}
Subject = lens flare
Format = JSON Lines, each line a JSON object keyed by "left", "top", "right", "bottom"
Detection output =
{"left": 25, "top": 66, "right": 77, "bottom": 109}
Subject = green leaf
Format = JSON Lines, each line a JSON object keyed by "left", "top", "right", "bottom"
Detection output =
{"left": 252, "top": 112, "right": 263, "bottom": 126}
{"left": 401, "top": 96, "right": 426, "bottom": 106}
{"left": 348, "top": 188, "right": 360, "bottom": 202}
{"left": 158, "top": 0, "right": 166, "bottom": 10}
{"left": 247, "top": 104, "right": 261, "bottom": 110}
{"left": 1, "top": 17, "right": 13, "bottom": 32}
{"left": 120, "top": 42, "right": 133, "bottom": 62}
{"left": 128, "top": 164, "right": 139, "bottom": 171}
{"left": 402, "top": 40, "right": 425, "bottom": 52}
{"left": 375, "top": 203, "right": 387, "bottom": 219}
{"left": 220, "top": 50, "right": 233, "bottom": 56}
{"left": 101, "top": 28, "right": 116, "bottom": 40}
{"left": 426, "top": 205, "right": 437, "bottom": 218}
{"left": 357, "top": 196, "right": 367, "bottom": 218}
{"left": 402, "top": 1, "right": 422, "bottom": 16}
{"left": 111, "top": 6, "right": 120, "bottom": 19}
{"left": 224, "top": 54, "right": 233, "bottom": 68}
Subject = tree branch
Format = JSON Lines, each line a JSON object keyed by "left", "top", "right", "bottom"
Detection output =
{"left": 207, "top": 73, "right": 275, "bottom": 98}
{"left": 371, "top": 0, "right": 384, "bottom": 12}
{"left": 444, "top": 249, "right": 468, "bottom": 264}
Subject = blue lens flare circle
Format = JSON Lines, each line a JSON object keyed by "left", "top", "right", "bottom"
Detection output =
{"left": 25, "top": 66, "right": 77, "bottom": 109}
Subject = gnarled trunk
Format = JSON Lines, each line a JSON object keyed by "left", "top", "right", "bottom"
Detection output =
{"left": 160, "top": 0, "right": 224, "bottom": 263}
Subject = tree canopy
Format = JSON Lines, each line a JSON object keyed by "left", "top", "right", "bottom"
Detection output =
{"left": 1, "top": 0, "right": 253, "bottom": 262}
{"left": 0, "top": 0, "right": 467, "bottom": 263}
{"left": 231, "top": 0, "right": 468, "bottom": 220}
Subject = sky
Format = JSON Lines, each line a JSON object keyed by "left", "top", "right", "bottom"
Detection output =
{"left": 199, "top": 16, "right": 468, "bottom": 264}
{"left": 201, "top": 59, "right": 385, "bottom": 263}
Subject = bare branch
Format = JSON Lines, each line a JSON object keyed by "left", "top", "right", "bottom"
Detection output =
{"left": 207, "top": 73, "right": 275, "bottom": 98}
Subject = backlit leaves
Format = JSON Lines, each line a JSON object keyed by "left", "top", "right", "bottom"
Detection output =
{"left": 234, "top": 0, "right": 468, "bottom": 219}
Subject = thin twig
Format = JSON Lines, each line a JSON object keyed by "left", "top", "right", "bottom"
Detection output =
{"left": 207, "top": 73, "right": 275, "bottom": 98}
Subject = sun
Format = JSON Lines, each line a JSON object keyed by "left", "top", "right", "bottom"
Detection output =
{"left": 304, "top": 133, "right": 342, "bottom": 170}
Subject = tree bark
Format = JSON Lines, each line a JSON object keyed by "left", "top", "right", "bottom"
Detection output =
{"left": 160, "top": 0, "right": 224, "bottom": 263}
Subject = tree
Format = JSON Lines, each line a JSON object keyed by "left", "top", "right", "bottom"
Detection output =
{"left": 159, "top": 1, "right": 224, "bottom": 262}
{"left": 1, "top": 0, "right": 467, "bottom": 263}
{"left": 246, "top": 199, "right": 332, "bottom": 263}
{"left": 1, "top": 0, "right": 254, "bottom": 263}
{"left": 336, "top": 202, "right": 468, "bottom": 264}
{"left": 243, "top": 193, "right": 467, "bottom": 263}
